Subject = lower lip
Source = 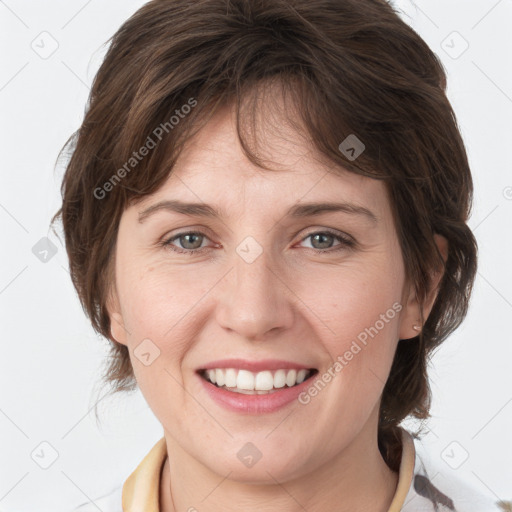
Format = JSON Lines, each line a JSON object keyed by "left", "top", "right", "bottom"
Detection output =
{"left": 197, "top": 371, "right": 317, "bottom": 414}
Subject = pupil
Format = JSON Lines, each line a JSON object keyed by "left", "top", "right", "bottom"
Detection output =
{"left": 183, "top": 234, "right": 202, "bottom": 249}
{"left": 313, "top": 233, "right": 332, "bottom": 249}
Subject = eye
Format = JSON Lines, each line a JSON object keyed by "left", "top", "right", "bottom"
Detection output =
{"left": 298, "top": 230, "right": 355, "bottom": 253}
{"left": 160, "top": 228, "right": 355, "bottom": 256}
{"left": 161, "top": 231, "right": 212, "bottom": 254}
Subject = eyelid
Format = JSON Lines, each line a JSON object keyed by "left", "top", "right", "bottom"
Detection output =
{"left": 159, "top": 225, "right": 215, "bottom": 243}
{"left": 297, "top": 227, "right": 355, "bottom": 243}
{"left": 161, "top": 226, "right": 356, "bottom": 254}
{"left": 161, "top": 229, "right": 216, "bottom": 252}
{"left": 296, "top": 228, "right": 356, "bottom": 252}
{"left": 161, "top": 225, "right": 353, "bottom": 243}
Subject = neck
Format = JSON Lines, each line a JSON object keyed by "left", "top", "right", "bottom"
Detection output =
{"left": 160, "top": 416, "right": 399, "bottom": 512}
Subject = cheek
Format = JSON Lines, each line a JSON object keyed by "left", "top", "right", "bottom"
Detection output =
{"left": 296, "top": 255, "right": 404, "bottom": 402}
{"left": 118, "top": 260, "right": 202, "bottom": 337}
{"left": 329, "top": 294, "right": 400, "bottom": 384}
{"left": 298, "top": 254, "right": 403, "bottom": 341}
{"left": 116, "top": 261, "right": 220, "bottom": 399}
{"left": 118, "top": 265, "right": 198, "bottom": 418}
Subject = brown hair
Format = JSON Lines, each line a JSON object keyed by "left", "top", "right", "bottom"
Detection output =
{"left": 51, "top": 0, "right": 477, "bottom": 471}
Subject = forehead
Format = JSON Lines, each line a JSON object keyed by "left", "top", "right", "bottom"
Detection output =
{"left": 134, "top": 103, "right": 390, "bottom": 222}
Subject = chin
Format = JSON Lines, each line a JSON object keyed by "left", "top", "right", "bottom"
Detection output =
{"left": 200, "top": 446, "right": 314, "bottom": 485}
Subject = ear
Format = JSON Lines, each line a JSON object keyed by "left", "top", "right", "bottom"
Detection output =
{"left": 399, "top": 234, "right": 448, "bottom": 340}
{"left": 106, "top": 284, "right": 129, "bottom": 346}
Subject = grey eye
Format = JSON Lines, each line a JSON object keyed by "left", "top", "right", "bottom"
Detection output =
{"left": 308, "top": 233, "right": 336, "bottom": 250}
{"left": 175, "top": 233, "right": 205, "bottom": 250}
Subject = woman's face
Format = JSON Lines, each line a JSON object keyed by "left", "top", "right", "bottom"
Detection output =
{"left": 109, "top": 101, "right": 422, "bottom": 483}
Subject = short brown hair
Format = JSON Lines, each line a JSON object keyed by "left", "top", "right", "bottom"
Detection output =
{"left": 52, "top": 0, "right": 477, "bottom": 471}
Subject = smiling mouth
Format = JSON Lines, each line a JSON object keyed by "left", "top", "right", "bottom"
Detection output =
{"left": 198, "top": 368, "right": 319, "bottom": 395}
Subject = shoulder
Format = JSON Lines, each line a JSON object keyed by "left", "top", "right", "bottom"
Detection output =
{"left": 401, "top": 430, "right": 504, "bottom": 512}
{"left": 69, "top": 484, "right": 123, "bottom": 512}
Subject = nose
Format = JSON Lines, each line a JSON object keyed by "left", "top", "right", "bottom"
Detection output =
{"left": 215, "top": 246, "right": 295, "bottom": 341}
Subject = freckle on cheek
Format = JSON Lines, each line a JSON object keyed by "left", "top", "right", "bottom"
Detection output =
{"left": 139, "top": 266, "right": 154, "bottom": 280}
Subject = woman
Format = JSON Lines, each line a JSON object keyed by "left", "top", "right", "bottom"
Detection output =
{"left": 52, "top": 0, "right": 504, "bottom": 510}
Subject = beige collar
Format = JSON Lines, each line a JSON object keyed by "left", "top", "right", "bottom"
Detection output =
{"left": 387, "top": 427, "right": 416, "bottom": 511}
{"left": 122, "top": 436, "right": 167, "bottom": 512}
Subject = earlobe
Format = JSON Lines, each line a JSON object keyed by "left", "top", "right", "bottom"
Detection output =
{"left": 399, "top": 282, "right": 422, "bottom": 340}
{"left": 106, "top": 287, "right": 128, "bottom": 346}
{"left": 110, "top": 313, "right": 128, "bottom": 346}
{"left": 399, "top": 233, "right": 448, "bottom": 340}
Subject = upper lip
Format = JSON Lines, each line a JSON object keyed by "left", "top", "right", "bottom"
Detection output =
{"left": 198, "top": 358, "right": 316, "bottom": 373}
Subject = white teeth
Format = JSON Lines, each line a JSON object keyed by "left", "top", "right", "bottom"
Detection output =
{"left": 224, "top": 368, "right": 237, "bottom": 387}
{"left": 296, "top": 369, "right": 308, "bottom": 384}
{"left": 237, "top": 369, "right": 255, "bottom": 390}
{"left": 203, "top": 367, "right": 313, "bottom": 391}
{"left": 255, "top": 371, "right": 274, "bottom": 390}
{"left": 273, "top": 369, "right": 286, "bottom": 388}
{"left": 215, "top": 368, "right": 225, "bottom": 387}
{"left": 285, "top": 369, "right": 297, "bottom": 387}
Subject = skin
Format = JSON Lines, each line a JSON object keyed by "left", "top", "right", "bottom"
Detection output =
{"left": 108, "top": 90, "right": 447, "bottom": 512}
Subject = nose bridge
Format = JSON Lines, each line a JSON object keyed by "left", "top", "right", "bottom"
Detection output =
{"left": 215, "top": 234, "right": 293, "bottom": 339}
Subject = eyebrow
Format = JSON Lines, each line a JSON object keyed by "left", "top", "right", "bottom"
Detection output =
{"left": 138, "top": 199, "right": 378, "bottom": 224}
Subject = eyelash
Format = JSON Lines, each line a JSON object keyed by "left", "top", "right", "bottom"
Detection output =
{"left": 160, "top": 229, "right": 356, "bottom": 255}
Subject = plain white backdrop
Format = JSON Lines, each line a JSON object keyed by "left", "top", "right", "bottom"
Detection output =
{"left": 1, "top": 1, "right": 511, "bottom": 510}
